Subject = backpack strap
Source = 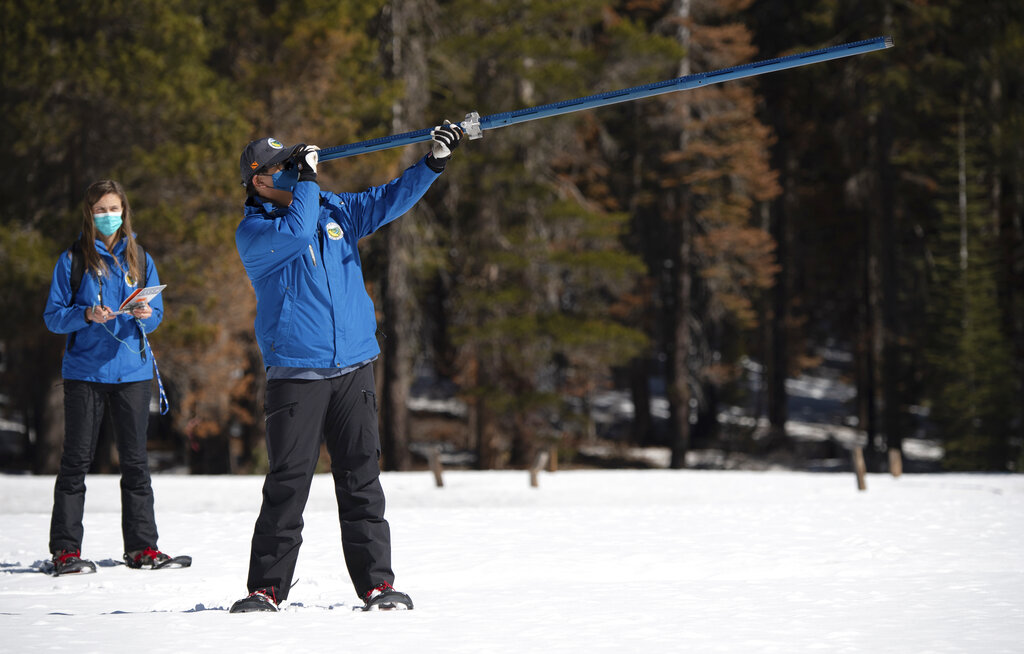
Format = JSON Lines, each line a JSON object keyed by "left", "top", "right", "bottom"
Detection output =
{"left": 70, "top": 240, "right": 149, "bottom": 293}
{"left": 66, "top": 242, "right": 85, "bottom": 353}
{"left": 66, "top": 240, "right": 148, "bottom": 351}
{"left": 69, "top": 240, "right": 85, "bottom": 297}
{"left": 136, "top": 243, "right": 148, "bottom": 287}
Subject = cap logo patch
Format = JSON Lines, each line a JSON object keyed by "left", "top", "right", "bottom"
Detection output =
{"left": 267, "top": 138, "right": 284, "bottom": 149}
{"left": 326, "top": 222, "right": 344, "bottom": 240}
{"left": 250, "top": 161, "right": 259, "bottom": 170}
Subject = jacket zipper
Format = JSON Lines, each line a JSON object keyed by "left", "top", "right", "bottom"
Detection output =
{"left": 309, "top": 243, "right": 317, "bottom": 267}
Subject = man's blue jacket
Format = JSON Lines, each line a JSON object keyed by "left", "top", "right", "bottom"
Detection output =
{"left": 44, "top": 238, "right": 163, "bottom": 383}
{"left": 236, "top": 156, "right": 441, "bottom": 370}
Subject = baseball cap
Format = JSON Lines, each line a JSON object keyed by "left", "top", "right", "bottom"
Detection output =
{"left": 239, "top": 137, "right": 305, "bottom": 187}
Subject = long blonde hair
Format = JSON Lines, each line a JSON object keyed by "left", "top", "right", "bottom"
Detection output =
{"left": 77, "top": 180, "right": 143, "bottom": 284}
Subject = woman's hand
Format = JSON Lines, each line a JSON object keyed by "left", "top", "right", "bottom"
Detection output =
{"left": 131, "top": 303, "right": 153, "bottom": 320}
{"left": 87, "top": 305, "right": 114, "bottom": 324}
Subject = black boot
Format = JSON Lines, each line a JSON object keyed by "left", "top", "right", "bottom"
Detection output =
{"left": 230, "top": 587, "right": 279, "bottom": 613}
{"left": 359, "top": 582, "right": 413, "bottom": 611}
{"left": 51, "top": 549, "right": 97, "bottom": 576}
{"left": 124, "top": 546, "right": 192, "bottom": 569}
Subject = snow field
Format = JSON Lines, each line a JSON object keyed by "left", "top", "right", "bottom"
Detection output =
{"left": 1, "top": 470, "right": 1022, "bottom": 653}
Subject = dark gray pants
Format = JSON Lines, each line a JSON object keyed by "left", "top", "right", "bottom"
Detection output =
{"left": 247, "top": 364, "right": 393, "bottom": 600}
{"left": 50, "top": 379, "right": 157, "bottom": 555}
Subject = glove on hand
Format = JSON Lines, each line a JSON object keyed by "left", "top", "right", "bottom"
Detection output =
{"left": 297, "top": 145, "right": 319, "bottom": 182}
{"left": 430, "top": 120, "right": 464, "bottom": 160}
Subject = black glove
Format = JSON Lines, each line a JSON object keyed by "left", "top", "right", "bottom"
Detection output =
{"left": 296, "top": 145, "right": 319, "bottom": 183}
{"left": 430, "top": 120, "right": 463, "bottom": 160}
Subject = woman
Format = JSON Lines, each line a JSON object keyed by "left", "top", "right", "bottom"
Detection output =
{"left": 43, "top": 179, "right": 181, "bottom": 575}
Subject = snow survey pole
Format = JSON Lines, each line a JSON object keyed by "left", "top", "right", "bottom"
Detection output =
{"left": 318, "top": 36, "right": 893, "bottom": 162}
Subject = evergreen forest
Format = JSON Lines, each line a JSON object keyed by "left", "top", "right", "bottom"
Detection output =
{"left": 2, "top": 0, "right": 1022, "bottom": 473}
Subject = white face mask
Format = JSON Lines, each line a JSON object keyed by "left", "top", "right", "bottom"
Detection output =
{"left": 93, "top": 212, "right": 123, "bottom": 236}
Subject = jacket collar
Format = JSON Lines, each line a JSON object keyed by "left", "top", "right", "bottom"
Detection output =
{"left": 93, "top": 235, "right": 132, "bottom": 257}
{"left": 244, "top": 196, "right": 289, "bottom": 218}
{"left": 244, "top": 192, "right": 327, "bottom": 218}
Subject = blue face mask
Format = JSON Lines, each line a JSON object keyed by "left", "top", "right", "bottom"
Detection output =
{"left": 93, "top": 212, "right": 123, "bottom": 236}
{"left": 271, "top": 167, "right": 299, "bottom": 192}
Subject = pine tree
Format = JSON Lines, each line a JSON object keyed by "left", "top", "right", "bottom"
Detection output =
{"left": 431, "top": 0, "right": 649, "bottom": 467}
{"left": 0, "top": 0, "right": 250, "bottom": 471}
{"left": 0, "top": 0, "right": 398, "bottom": 472}
{"left": 596, "top": 0, "right": 780, "bottom": 467}
{"left": 926, "top": 109, "right": 1016, "bottom": 470}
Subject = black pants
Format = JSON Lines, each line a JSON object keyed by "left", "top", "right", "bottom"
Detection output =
{"left": 50, "top": 379, "right": 158, "bottom": 555}
{"left": 247, "top": 364, "right": 393, "bottom": 601}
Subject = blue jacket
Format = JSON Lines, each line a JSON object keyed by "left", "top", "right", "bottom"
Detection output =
{"left": 44, "top": 238, "right": 163, "bottom": 383}
{"left": 235, "top": 156, "right": 441, "bottom": 369}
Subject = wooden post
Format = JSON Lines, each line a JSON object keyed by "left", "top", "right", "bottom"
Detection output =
{"left": 429, "top": 445, "right": 444, "bottom": 488}
{"left": 547, "top": 445, "right": 558, "bottom": 472}
{"left": 888, "top": 448, "right": 903, "bottom": 478}
{"left": 530, "top": 450, "right": 550, "bottom": 488}
{"left": 852, "top": 446, "right": 867, "bottom": 491}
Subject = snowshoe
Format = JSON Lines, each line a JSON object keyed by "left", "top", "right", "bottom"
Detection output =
{"left": 50, "top": 550, "right": 97, "bottom": 576}
{"left": 229, "top": 588, "right": 279, "bottom": 613}
{"left": 357, "top": 582, "right": 413, "bottom": 611}
{"left": 124, "top": 546, "right": 192, "bottom": 570}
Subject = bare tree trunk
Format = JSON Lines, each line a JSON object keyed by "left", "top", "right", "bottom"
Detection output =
{"left": 843, "top": 61, "right": 880, "bottom": 469}
{"left": 35, "top": 377, "right": 65, "bottom": 474}
{"left": 629, "top": 358, "right": 653, "bottom": 446}
{"left": 1007, "top": 90, "right": 1024, "bottom": 464}
{"left": 510, "top": 411, "right": 531, "bottom": 469}
{"left": 379, "top": 0, "right": 434, "bottom": 471}
{"left": 668, "top": 196, "right": 693, "bottom": 469}
{"left": 627, "top": 138, "right": 654, "bottom": 447}
{"left": 667, "top": 0, "right": 692, "bottom": 470}
{"left": 877, "top": 0, "right": 901, "bottom": 472}
{"left": 474, "top": 388, "right": 500, "bottom": 470}
{"left": 766, "top": 141, "right": 794, "bottom": 443}
{"left": 957, "top": 106, "right": 975, "bottom": 427}
{"left": 861, "top": 199, "right": 880, "bottom": 468}
{"left": 877, "top": 105, "right": 901, "bottom": 469}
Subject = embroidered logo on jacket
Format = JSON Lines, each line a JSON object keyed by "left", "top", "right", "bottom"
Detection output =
{"left": 326, "top": 222, "right": 344, "bottom": 240}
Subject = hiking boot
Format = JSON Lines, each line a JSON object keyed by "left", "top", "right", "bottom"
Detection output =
{"left": 359, "top": 581, "right": 413, "bottom": 611}
{"left": 124, "top": 546, "right": 172, "bottom": 569}
{"left": 230, "top": 587, "right": 279, "bottom": 613}
{"left": 51, "top": 549, "right": 97, "bottom": 576}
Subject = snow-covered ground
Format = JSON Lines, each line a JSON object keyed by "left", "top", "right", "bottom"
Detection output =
{"left": 2, "top": 470, "right": 1021, "bottom": 653}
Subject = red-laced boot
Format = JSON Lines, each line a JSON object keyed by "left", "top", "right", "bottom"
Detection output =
{"left": 359, "top": 581, "right": 413, "bottom": 611}
{"left": 230, "top": 587, "right": 279, "bottom": 613}
{"left": 124, "top": 546, "right": 172, "bottom": 569}
{"left": 51, "top": 549, "right": 97, "bottom": 576}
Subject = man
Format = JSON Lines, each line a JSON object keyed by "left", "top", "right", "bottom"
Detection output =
{"left": 229, "top": 121, "right": 464, "bottom": 613}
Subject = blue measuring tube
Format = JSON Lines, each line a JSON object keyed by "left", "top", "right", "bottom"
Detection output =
{"left": 318, "top": 36, "right": 893, "bottom": 162}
